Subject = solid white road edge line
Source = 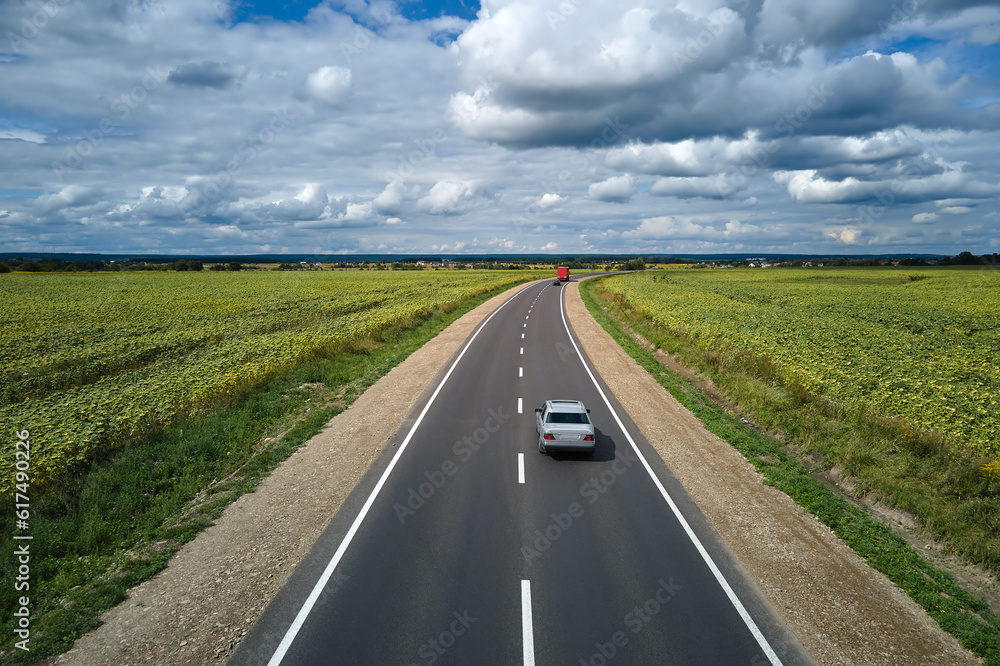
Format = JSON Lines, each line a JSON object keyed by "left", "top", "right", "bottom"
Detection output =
{"left": 518, "top": 453, "right": 525, "bottom": 484}
{"left": 558, "top": 285, "right": 784, "bottom": 666}
{"left": 521, "top": 580, "right": 535, "bottom": 666}
{"left": 264, "top": 282, "right": 540, "bottom": 666}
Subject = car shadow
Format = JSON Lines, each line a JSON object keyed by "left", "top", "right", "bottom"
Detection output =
{"left": 546, "top": 427, "right": 617, "bottom": 462}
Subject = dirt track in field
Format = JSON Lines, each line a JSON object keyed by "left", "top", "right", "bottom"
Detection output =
{"left": 49, "top": 279, "right": 979, "bottom": 665}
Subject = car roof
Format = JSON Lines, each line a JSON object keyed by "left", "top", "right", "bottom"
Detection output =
{"left": 545, "top": 400, "right": 587, "bottom": 412}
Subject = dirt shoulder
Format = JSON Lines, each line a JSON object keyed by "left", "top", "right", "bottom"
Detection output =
{"left": 563, "top": 280, "right": 978, "bottom": 665}
{"left": 50, "top": 278, "right": 979, "bottom": 666}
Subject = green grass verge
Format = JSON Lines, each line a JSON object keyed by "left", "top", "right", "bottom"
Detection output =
{"left": 0, "top": 279, "right": 535, "bottom": 664}
{"left": 579, "top": 277, "right": 1000, "bottom": 665}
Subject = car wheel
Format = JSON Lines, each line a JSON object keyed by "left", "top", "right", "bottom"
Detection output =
{"left": 538, "top": 438, "right": 547, "bottom": 454}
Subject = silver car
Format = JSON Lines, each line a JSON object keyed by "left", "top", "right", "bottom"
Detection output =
{"left": 535, "top": 400, "right": 595, "bottom": 454}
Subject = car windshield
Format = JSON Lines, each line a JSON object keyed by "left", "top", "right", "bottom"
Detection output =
{"left": 546, "top": 412, "right": 589, "bottom": 424}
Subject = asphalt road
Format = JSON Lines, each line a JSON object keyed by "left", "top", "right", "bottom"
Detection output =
{"left": 231, "top": 278, "right": 811, "bottom": 665}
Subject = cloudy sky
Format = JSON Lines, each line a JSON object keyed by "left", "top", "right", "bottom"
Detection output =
{"left": 1, "top": 0, "right": 998, "bottom": 256}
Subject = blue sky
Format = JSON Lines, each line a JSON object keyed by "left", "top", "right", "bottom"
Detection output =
{"left": 1, "top": 0, "right": 998, "bottom": 255}
{"left": 232, "top": 0, "right": 480, "bottom": 24}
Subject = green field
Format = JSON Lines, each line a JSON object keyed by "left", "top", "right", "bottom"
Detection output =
{"left": 601, "top": 267, "right": 1000, "bottom": 457}
{"left": 0, "top": 270, "right": 542, "bottom": 494}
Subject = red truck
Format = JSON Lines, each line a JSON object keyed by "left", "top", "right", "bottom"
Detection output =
{"left": 557, "top": 266, "right": 570, "bottom": 282}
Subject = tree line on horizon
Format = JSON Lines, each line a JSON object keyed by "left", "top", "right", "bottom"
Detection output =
{"left": 0, "top": 252, "right": 996, "bottom": 274}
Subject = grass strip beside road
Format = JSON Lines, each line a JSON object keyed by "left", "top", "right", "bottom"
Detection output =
{"left": 0, "top": 281, "right": 533, "bottom": 664}
{"left": 578, "top": 276, "right": 1000, "bottom": 665}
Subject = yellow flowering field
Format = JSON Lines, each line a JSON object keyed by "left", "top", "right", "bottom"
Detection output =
{"left": 601, "top": 267, "right": 1000, "bottom": 456}
{"left": 0, "top": 269, "right": 539, "bottom": 493}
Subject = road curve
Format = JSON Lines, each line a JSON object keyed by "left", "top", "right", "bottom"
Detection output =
{"left": 230, "top": 278, "right": 811, "bottom": 665}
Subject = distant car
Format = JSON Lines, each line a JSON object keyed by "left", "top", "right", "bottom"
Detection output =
{"left": 552, "top": 279, "right": 561, "bottom": 286}
{"left": 535, "top": 400, "right": 595, "bottom": 454}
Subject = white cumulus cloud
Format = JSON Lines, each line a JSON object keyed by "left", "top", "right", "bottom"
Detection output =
{"left": 537, "top": 193, "right": 567, "bottom": 208}
{"left": 588, "top": 175, "right": 636, "bottom": 203}
{"left": 418, "top": 181, "right": 477, "bottom": 215}
{"left": 307, "top": 66, "right": 352, "bottom": 106}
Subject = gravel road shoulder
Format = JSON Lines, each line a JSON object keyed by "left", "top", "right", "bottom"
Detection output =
{"left": 49, "top": 278, "right": 979, "bottom": 665}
